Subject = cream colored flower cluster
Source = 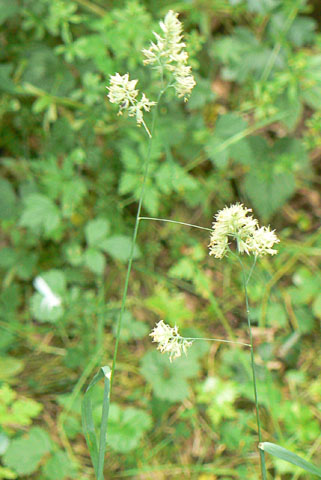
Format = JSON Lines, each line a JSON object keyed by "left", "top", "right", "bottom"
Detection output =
{"left": 150, "top": 320, "right": 192, "bottom": 362}
{"left": 209, "top": 203, "right": 280, "bottom": 259}
{"left": 142, "top": 10, "right": 195, "bottom": 100}
{"left": 107, "top": 73, "right": 155, "bottom": 134}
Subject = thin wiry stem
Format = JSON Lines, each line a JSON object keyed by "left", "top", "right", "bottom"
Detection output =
{"left": 139, "top": 217, "right": 212, "bottom": 232}
{"left": 184, "top": 337, "right": 250, "bottom": 347}
{"left": 110, "top": 89, "right": 164, "bottom": 390}
{"left": 237, "top": 255, "right": 267, "bottom": 480}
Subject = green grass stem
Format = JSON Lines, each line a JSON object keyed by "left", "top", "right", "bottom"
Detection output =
{"left": 110, "top": 89, "right": 164, "bottom": 390}
{"left": 139, "top": 216, "right": 212, "bottom": 231}
{"left": 184, "top": 336, "right": 250, "bottom": 347}
{"left": 238, "top": 255, "right": 267, "bottom": 480}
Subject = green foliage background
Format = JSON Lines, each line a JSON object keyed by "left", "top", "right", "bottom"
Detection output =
{"left": 0, "top": 0, "right": 320, "bottom": 478}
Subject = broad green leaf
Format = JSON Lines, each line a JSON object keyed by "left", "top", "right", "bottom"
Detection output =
{"left": 0, "top": 248, "right": 16, "bottom": 270}
{"left": 3, "top": 427, "right": 51, "bottom": 476}
{"left": 214, "top": 27, "right": 283, "bottom": 83}
{"left": 118, "top": 171, "right": 140, "bottom": 196}
{"left": 155, "top": 163, "right": 198, "bottom": 195}
{"left": 146, "top": 288, "right": 193, "bottom": 324}
{"left": 62, "top": 179, "right": 86, "bottom": 218}
{"left": 244, "top": 169, "right": 295, "bottom": 221}
{"left": 106, "top": 404, "right": 152, "bottom": 453}
{"left": 243, "top": 136, "right": 298, "bottom": 220}
{"left": 100, "top": 235, "right": 141, "bottom": 263}
{"left": 10, "top": 398, "right": 43, "bottom": 426}
{"left": 20, "top": 193, "right": 60, "bottom": 235}
{"left": 141, "top": 185, "right": 160, "bottom": 216}
{"left": 64, "top": 243, "right": 83, "bottom": 266}
{"left": 140, "top": 350, "right": 200, "bottom": 402}
{"left": 42, "top": 451, "right": 76, "bottom": 480}
{"left": 288, "top": 17, "right": 317, "bottom": 47}
{"left": 22, "top": 46, "right": 75, "bottom": 96}
{"left": 84, "top": 248, "right": 106, "bottom": 275}
{"left": 0, "top": 179, "right": 16, "bottom": 219}
{"left": 259, "top": 442, "right": 321, "bottom": 477}
{"left": 85, "top": 219, "right": 110, "bottom": 247}
{"left": 206, "top": 113, "right": 252, "bottom": 168}
{"left": 0, "top": 357, "right": 24, "bottom": 380}
{"left": 247, "top": 0, "right": 280, "bottom": 14}
{"left": 112, "top": 311, "right": 148, "bottom": 342}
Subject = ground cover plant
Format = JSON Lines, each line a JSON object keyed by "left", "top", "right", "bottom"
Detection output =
{"left": 0, "top": 0, "right": 321, "bottom": 479}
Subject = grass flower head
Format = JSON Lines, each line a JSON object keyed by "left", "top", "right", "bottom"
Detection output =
{"left": 142, "top": 10, "right": 195, "bottom": 100}
{"left": 150, "top": 320, "right": 192, "bottom": 362}
{"left": 246, "top": 226, "right": 280, "bottom": 257}
{"left": 209, "top": 203, "right": 279, "bottom": 258}
{"left": 107, "top": 73, "right": 156, "bottom": 136}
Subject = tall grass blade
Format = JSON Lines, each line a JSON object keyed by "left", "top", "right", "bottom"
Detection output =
{"left": 259, "top": 442, "right": 321, "bottom": 477}
{"left": 82, "top": 366, "right": 111, "bottom": 479}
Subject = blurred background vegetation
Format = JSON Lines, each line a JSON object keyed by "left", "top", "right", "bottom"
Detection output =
{"left": 0, "top": 0, "right": 320, "bottom": 478}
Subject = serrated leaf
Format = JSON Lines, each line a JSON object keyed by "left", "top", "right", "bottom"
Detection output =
{"left": 100, "top": 235, "right": 140, "bottom": 262}
{"left": 244, "top": 170, "right": 295, "bottom": 220}
{"left": 243, "top": 136, "right": 298, "bottom": 220}
{"left": 259, "top": 442, "right": 321, "bottom": 477}
{"left": 85, "top": 219, "right": 110, "bottom": 247}
{"left": 10, "top": 398, "right": 43, "bottom": 426}
{"left": 206, "top": 114, "right": 252, "bottom": 168}
{"left": 119, "top": 171, "right": 139, "bottom": 195}
{"left": 20, "top": 194, "right": 60, "bottom": 234}
{"left": 155, "top": 163, "right": 198, "bottom": 195}
{"left": 106, "top": 404, "right": 152, "bottom": 453}
{"left": 288, "top": 16, "right": 317, "bottom": 47}
{"left": 214, "top": 27, "right": 283, "bottom": 82}
{"left": 141, "top": 185, "right": 160, "bottom": 216}
{"left": 3, "top": 427, "right": 51, "bottom": 476}
{"left": 62, "top": 179, "right": 86, "bottom": 218}
{"left": 22, "top": 47, "right": 75, "bottom": 96}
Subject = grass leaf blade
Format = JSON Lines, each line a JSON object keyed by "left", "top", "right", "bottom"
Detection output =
{"left": 82, "top": 366, "right": 111, "bottom": 479}
{"left": 259, "top": 442, "right": 321, "bottom": 477}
